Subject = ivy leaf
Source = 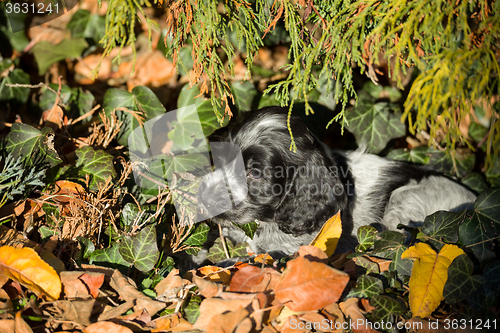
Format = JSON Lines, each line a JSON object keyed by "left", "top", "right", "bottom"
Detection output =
{"left": 389, "top": 245, "right": 413, "bottom": 277}
{"left": 370, "top": 295, "right": 406, "bottom": 322}
{"left": 347, "top": 275, "right": 384, "bottom": 299}
{"left": 77, "top": 237, "right": 95, "bottom": 260}
{"left": 120, "top": 203, "right": 154, "bottom": 232}
{"left": 89, "top": 242, "right": 130, "bottom": 267}
{"left": 373, "top": 231, "right": 412, "bottom": 276}
{"left": 32, "top": 39, "right": 88, "bottom": 75}
{"left": 232, "top": 221, "right": 259, "bottom": 240}
{"left": 461, "top": 173, "right": 488, "bottom": 194}
{"left": 119, "top": 225, "right": 159, "bottom": 272}
{"left": 207, "top": 238, "right": 248, "bottom": 263}
{"left": 231, "top": 81, "right": 258, "bottom": 112}
{"left": 184, "top": 295, "right": 202, "bottom": 323}
{"left": 0, "top": 68, "right": 30, "bottom": 106}
{"left": 386, "top": 146, "right": 430, "bottom": 164}
{"left": 75, "top": 146, "right": 116, "bottom": 191}
{"left": 427, "top": 148, "right": 475, "bottom": 178}
{"left": 402, "top": 243, "right": 464, "bottom": 318}
{"left": 183, "top": 223, "right": 210, "bottom": 255}
{"left": 67, "top": 9, "right": 106, "bottom": 43}
{"left": 103, "top": 86, "right": 166, "bottom": 147}
{"left": 443, "top": 254, "right": 485, "bottom": 303}
{"left": 39, "top": 84, "right": 72, "bottom": 110}
{"left": 485, "top": 156, "right": 500, "bottom": 187}
{"left": 459, "top": 187, "right": 500, "bottom": 262}
{"left": 346, "top": 98, "right": 405, "bottom": 153}
{"left": 144, "top": 154, "right": 209, "bottom": 183}
{"left": 5, "top": 123, "right": 62, "bottom": 167}
{"left": 355, "top": 225, "right": 378, "bottom": 252}
{"left": 421, "top": 210, "right": 467, "bottom": 250}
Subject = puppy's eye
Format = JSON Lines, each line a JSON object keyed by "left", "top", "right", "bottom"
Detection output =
{"left": 248, "top": 169, "right": 261, "bottom": 179}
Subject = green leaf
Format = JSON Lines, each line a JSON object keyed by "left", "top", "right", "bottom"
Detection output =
{"left": 461, "top": 173, "right": 488, "bottom": 194}
{"left": 0, "top": 69, "right": 30, "bottom": 106}
{"left": 184, "top": 295, "right": 202, "bottom": 323}
{"left": 386, "top": 146, "right": 430, "bottom": 164}
{"left": 421, "top": 210, "right": 467, "bottom": 250}
{"left": 38, "top": 226, "right": 58, "bottom": 240}
{"left": 427, "top": 149, "right": 475, "bottom": 178}
{"left": 389, "top": 245, "right": 413, "bottom": 277}
{"left": 231, "top": 81, "right": 258, "bottom": 112}
{"left": 483, "top": 260, "right": 500, "bottom": 285}
{"left": 77, "top": 237, "right": 95, "bottom": 260}
{"left": 370, "top": 295, "right": 406, "bottom": 322}
{"left": 32, "top": 39, "right": 89, "bottom": 75}
{"left": 67, "top": 10, "right": 106, "bottom": 43}
{"left": 373, "top": 231, "right": 412, "bottom": 276}
{"left": 354, "top": 256, "right": 380, "bottom": 275}
{"left": 66, "top": 10, "right": 90, "bottom": 38}
{"left": 347, "top": 275, "right": 384, "bottom": 299}
{"left": 459, "top": 187, "right": 500, "bottom": 262}
{"left": 103, "top": 86, "right": 166, "bottom": 147}
{"left": 232, "top": 221, "right": 259, "bottom": 240}
{"left": 485, "top": 156, "right": 500, "bottom": 187}
{"left": 119, "top": 225, "right": 160, "bottom": 272}
{"left": 144, "top": 154, "right": 209, "bottom": 183}
{"left": 68, "top": 88, "right": 95, "bottom": 120}
{"left": 373, "top": 231, "right": 406, "bottom": 253}
{"left": 183, "top": 223, "right": 210, "bottom": 255}
{"left": 207, "top": 238, "right": 248, "bottom": 263}
{"left": 89, "top": 242, "right": 130, "bottom": 267}
{"left": 75, "top": 146, "right": 116, "bottom": 191}
{"left": 39, "top": 84, "right": 73, "bottom": 111}
{"left": 4, "top": 123, "right": 62, "bottom": 167}
{"left": 355, "top": 226, "right": 378, "bottom": 252}
{"left": 362, "top": 82, "right": 402, "bottom": 102}
{"left": 443, "top": 254, "right": 485, "bottom": 303}
{"left": 346, "top": 99, "right": 406, "bottom": 153}
{"left": 468, "top": 122, "right": 489, "bottom": 144}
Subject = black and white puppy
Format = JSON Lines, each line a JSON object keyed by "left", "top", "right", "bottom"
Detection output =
{"left": 197, "top": 106, "right": 476, "bottom": 257}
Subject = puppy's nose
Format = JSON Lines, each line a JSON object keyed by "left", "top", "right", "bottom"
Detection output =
{"left": 197, "top": 176, "right": 232, "bottom": 219}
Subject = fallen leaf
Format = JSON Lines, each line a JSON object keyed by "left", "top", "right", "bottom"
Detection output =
{"left": 310, "top": 211, "right": 342, "bottom": 257}
{"left": 274, "top": 256, "right": 349, "bottom": 311}
{"left": 280, "top": 315, "right": 310, "bottom": 333}
{"left": 364, "top": 256, "right": 391, "bottom": 272}
{"left": 61, "top": 271, "right": 104, "bottom": 298}
{"left": 41, "top": 105, "right": 64, "bottom": 130}
{"left": 254, "top": 253, "right": 275, "bottom": 265}
{"left": 56, "top": 299, "right": 95, "bottom": 327}
{"left": 402, "top": 243, "right": 465, "bottom": 318}
{"left": 153, "top": 314, "right": 194, "bottom": 332}
{"left": 51, "top": 180, "right": 87, "bottom": 204}
{"left": 194, "top": 298, "right": 253, "bottom": 330}
{"left": 79, "top": 272, "right": 105, "bottom": 298}
{"left": 0, "top": 319, "right": 15, "bottom": 333}
{"left": 321, "top": 303, "right": 345, "bottom": 333}
{"left": 0, "top": 246, "right": 61, "bottom": 300}
{"left": 229, "top": 266, "right": 281, "bottom": 293}
{"left": 155, "top": 268, "right": 189, "bottom": 296}
{"left": 84, "top": 321, "right": 133, "bottom": 333}
{"left": 192, "top": 274, "right": 223, "bottom": 298}
{"left": 197, "top": 266, "right": 231, "bottom": 284}
{"left": 296, "top": 245, "right": 328, "bottom": 263}
{"left": 15, "top": 311, "right": 33, "bottom": 333}
{"left": 206, "top": 307, "right": 250, "bottom": 333}
{"left": 339, "top": 298, "right": 380, "bottom": 333}
{"left": 126, "top": 50, "right": 177, "bottom": 90}
{"left": 74, "top": 54, "right": 112, "bottom": 83}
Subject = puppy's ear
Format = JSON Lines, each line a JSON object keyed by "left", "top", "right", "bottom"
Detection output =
{"left": 274, "top": 153, "right": 349, "bottom": 236}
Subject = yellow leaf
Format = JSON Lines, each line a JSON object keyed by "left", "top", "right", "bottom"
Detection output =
{"left": 401, "top": 243, "right": 464, "bottom": 318}
{"left": 0, "top": 246, "right": 61, "bottom": 300}
{"left": 310, "top": 211, "right": 342, "bottom": 257}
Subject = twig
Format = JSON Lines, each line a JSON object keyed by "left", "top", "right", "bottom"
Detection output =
{"left": 67, "top": 104, "right": 101, "bottom": 126}
{"left": 218, "top": 224, "right": 231, "bottom": 259}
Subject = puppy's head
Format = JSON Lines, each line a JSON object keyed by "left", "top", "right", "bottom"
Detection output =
{"left": 198, "top": 106, "right": 349, "bottom": 236}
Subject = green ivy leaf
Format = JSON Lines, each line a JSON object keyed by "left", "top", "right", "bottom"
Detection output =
{"left": 231, "top": 81, "right": 258, "bottom": 112}
{"left": 346, "top": 98, "right": 405, "bottom": 153}
{"left": 389, "top": 245, "right": 413, "bottom": 277}
{"left": 370, "top": 295, "right": 406, "bottom": 322}
{"left": 0, "top": 68, "right": 30, "bottom": 106}
{"left": 39, "top": 84, "right": 72, "bottom": 111}
{"left": 421, "top": 210, "right": 467, "bottom": 250}
{"left": 5, "top": 123, "right": 62, "bottom": 167}
{"left": 207, "top": 238, "right": 248, "bottom": 263}
{"left": 443, "top": 254, "right": 485, "bottom": 303}
{"left": 184, "top": 295, "right": 202, "bottom": 324}
{"left": 103, "top": 86, "right": 166, "bottom": 147}
{"left": 75, "top": 146, "right": 116, "bottom": 191}
{"left": 485, "top": 156, "right": 500, "bottom": 187}
{"left": 232, "top": 221, "right": 259, "bottom": 240}
{"left": 68, "top": 88, "right": 95, "bottom": 121}
{"left": 347, "top": 275, "right": 384, "bottom": 299}
{"left": 427, "top": 148, "right": 475, "bottom": 178}
{"left": 373, "top": 231, "right": 412, "bottom": 276}
{"left": 354, "top": 256, "right": 380, "bottom": 275}
{"left": 67, "top": 10, "right": 106, "bottom": 43}
{"left": 32, "top": 39, "right": 89, "bottom": 75}
{"left": 183, "top": 223, "right": 210, "bottom": 255}
{"left": 119, "top": 225, "right": 160, "bottom": 272}
{"left": 355, "top": 226, "right": 378, "bottom": 252}
{"left": 386, "top": 146, "right": 430, "bottom": 164}
{"left": 144, "top": 154, "right": 209, "bottom": 183}
{"left": 459, "top": 187, "right": 500, "bottom": 262}
{"left": 77, "top": 237, "right": 95, "bottom": 260}
{"left": 461, "top": 173, "right": 488, "bottom": 194}
{"left": 90, "top": 242, "right": 130, "bottom": 267}
{"left": 38, "top": 226, "right": 58, "bottom": 240}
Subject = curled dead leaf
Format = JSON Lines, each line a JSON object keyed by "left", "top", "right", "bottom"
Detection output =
{"left": 229, "top": 266, "right": 281, "bottom": 293}
{"left": 84, "top": 321, "right": 133, "bottom": 333}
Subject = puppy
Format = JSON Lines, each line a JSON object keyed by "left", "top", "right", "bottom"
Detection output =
{"left": 197, "top": 106, "right": 476, "bottom": 258}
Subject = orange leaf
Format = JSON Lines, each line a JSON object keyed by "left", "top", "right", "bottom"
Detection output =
{"left": 0, "top": 246, "right": 61, "bottom": 300}
{"left": 197, "top": 266, "right": 231, "bottom": 284}
{"left": 254, "top": 253, "right": 275, "bottom": 265}
{"left": 194, "top": 298, "right": 253, "bottom": 330}
{"left": 84, "top": 321, "right": 133, "bottom": 333}
{"left": 296, "top": 245, "right": 328, "bottom": 263}
{"left": 310, "top": 211, "right": 342, "bottom": 257}
{"left": 402, "top": 243, "right": 465, "bottom": 318}
{"left": 51, "top": 180, "right": 86, "bottom": 204}
{"left": 274, "top": 256, "right": 349, "bottom": 311}
{"left": 229, "top": 266, "right": 281, "bottom": 293}
{"left": 339, "top": 298, "right": 381, "bottom": 333}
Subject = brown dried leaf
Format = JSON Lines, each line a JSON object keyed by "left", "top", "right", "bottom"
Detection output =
{"left": 192, "top": 275, "right": 223, "bottom": 298}
{"left": 154, "top": 268, "right": 188, "bottom": 296}
{"left": 0, "top": 320, "right": 15, "bottom": 333}
{"left": 229, "top": 266, "right": 281, "bottom": 293}
{"left": 55, "top": 299, "right": 95, "bottom": 327}
{"left": 61, "top": 272, "right": 91, "bottom": 298}
{"left": 274, "top": 257, "right": 349, "bottom": 311}
{"left": 84, "top": 321, "right": 133, "bottom": 333}
{"left": 206, "top": 307, "right": 250, "bottom": 333}
{"left": 79, "top": 272, "right": 105, "bottom": 298}
{"left": 296, "top": 245, "right": 328, "bottom": 263}
{"left": 126, "top": 51, "right": 176, "bottom": 90}
{"left": 194, "top": 298, "right": 253, "bottom": 330}
{"left": 339, "top": 298, "right": 380, "bottom": 333}
{"left": 15, "top": 311, "right": 33, "bottom": 333}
